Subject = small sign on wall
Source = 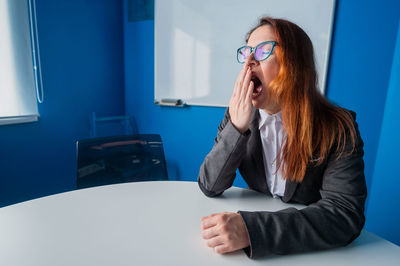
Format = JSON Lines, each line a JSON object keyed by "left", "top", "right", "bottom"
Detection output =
{"left": 127, "top": 0, "right": 154, "bottom": 22}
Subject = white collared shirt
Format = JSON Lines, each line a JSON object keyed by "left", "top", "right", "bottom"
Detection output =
{"left": 258, "top": 109, "right": 286, "bottom": 198}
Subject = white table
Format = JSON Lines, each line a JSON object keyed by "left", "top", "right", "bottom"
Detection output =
{"left": 0, "top": 181, "right": 399, "bottom": 266}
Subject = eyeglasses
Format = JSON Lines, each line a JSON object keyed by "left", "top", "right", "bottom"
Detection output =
{"left": 236, "top": 41, "right": 278, "bottom": 64}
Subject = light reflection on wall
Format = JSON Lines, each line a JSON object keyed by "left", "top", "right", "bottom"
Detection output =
{"left": 170, "top": 0, "right": 211, "bottom": 102}
{"left": 193, "top": 40, "right": 210, "bottom": 98}
{"left": 173, "top": 28, "right": 210, "bottom": 100}
{"left": 173, "top": 28, "right": 193, "bottom": 99}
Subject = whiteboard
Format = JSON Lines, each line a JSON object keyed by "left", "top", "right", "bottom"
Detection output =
{"left": 154, "top": 0, "right": 336, "bottom": 107}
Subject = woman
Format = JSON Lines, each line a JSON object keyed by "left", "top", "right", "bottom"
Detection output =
{"left": 198, "top": 17, "right": 367, "bottom": 258}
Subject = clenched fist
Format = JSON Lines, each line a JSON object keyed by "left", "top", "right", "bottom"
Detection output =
{"left": 201, "top": 212, "right": 250, "bottom": 254}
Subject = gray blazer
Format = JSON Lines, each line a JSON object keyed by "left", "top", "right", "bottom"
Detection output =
{"left": 198, "top": 108, "right": 367, "bottom": 258}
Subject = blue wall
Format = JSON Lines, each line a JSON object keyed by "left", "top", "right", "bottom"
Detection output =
{"left": 0, "top": 0, "right": 125, "bottom": 207}
{"left": 327, "top": 0, "right": 400, "bottom": 203}
{"left": 365, "top": 22, "right": 400, "bottom": 245}
{"left": 326, "top": 1, "right": 400, "bottom": 245}
{"left": 123, "top": 0, "right": 400, "bottom": 244}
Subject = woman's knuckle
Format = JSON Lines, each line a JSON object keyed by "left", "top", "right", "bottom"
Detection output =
{"left": 219, "top": 224, "right": 227, "bottom": 232}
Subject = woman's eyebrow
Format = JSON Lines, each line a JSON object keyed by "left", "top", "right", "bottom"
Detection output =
{"left": 246, "top": 40, "right": 276, "bottom": 48}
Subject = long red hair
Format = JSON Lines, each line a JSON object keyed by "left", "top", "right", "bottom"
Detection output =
{"left": 246, "top": 17, "right": 356, "bottom": 183}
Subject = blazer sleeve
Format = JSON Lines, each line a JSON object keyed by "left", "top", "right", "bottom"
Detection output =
{"left": 239, "top": 115, "right": 367, "bottom": 258}
{"left": 198, "top": 108, "right": 251, "bottom": 197}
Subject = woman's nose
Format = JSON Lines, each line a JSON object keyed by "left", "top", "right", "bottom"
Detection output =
{"left": 248, "top": 52, "right": 259, "bottom": 68}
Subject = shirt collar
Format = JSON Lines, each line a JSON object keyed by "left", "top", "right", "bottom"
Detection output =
{"left": 258, "top": 109, "right": 282, "bottom": 129}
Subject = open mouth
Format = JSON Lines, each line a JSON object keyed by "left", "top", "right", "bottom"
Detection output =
{"left": 251, "top": 75, "right": 263, "bottom": 98}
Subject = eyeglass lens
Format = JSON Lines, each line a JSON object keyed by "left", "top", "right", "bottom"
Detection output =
{"left": 254, "top": 42, "right": 273, "bottom": 61}
{"left": 237, "top": 47, "right": 251, "bottom": 63}
{"left": 237, "top": 42, "right": 274, "bottom": 63}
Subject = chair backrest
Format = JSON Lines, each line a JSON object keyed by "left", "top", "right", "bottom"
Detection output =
{"left": 76, "top": 134, "right": 168, "bottom": 189}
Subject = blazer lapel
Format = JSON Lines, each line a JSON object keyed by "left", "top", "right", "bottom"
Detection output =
{"left": 248, "top": 109, "right": 270, "bottom": 194}
{"left": 249, "top": 109, "right": 264, "bottom": 175}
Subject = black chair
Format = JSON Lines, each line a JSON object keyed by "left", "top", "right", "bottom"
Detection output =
{"left": 76, "top": 134, "right": 168, "bottom": 189}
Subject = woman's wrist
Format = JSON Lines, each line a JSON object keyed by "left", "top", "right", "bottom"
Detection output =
{"left": 230, "top": 119, "right": 250, "bottom": 135}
